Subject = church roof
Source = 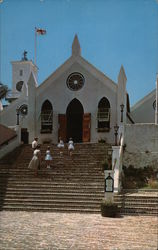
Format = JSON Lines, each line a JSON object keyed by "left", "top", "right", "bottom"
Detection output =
{"left": 38, "top": 35, "right": 117, "bottom": 94}
{"left": 131, "top": 89, "right": 155, "bottom": 112}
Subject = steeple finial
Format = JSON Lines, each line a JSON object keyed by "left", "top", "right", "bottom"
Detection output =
{"left": 72, "top": 34, "right": 81, "bottom": 57}
{"left": 118, "top": 65, "right": 127, "bottom": 84}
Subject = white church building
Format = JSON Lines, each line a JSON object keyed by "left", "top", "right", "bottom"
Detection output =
{"left": 0, "top": 35, "right": 158, "bottom": 171}
{"left": 0, "top": 35, "right": 130, "bottom": 145}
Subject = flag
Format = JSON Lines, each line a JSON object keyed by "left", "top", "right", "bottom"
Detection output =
{"left": 36, "top": 28, "right": 46, "bottom": 35}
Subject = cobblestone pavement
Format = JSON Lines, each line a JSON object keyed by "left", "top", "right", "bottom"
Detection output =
{"left": 0, "top": 211, "right": 157, "bottom": 250}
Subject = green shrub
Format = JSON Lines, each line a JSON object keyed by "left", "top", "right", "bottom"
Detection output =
{"left": 98, "top": 139, "right": 106, "bottom": 143}
{"left": 101, "top": 199, "right": 118, "bottom": 217}
{"left": 122, "top": 165, "right": 157, "bottom": 189}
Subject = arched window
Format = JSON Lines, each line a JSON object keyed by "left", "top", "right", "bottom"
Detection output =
{"left": 41, "top": 100, "right": 53, "bottom": 133}
{"left": 97, "top": 97, "right": 110, "bottom": 132}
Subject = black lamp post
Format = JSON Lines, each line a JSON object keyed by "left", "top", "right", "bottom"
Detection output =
{"left": 16, "top": 108, "right": 20, "bottom": 125}
{"left": 114, "top": 124, "right": 119, "bottom": 146}
{"left": 120, "top": 104, "right": 124, "bottom": 122}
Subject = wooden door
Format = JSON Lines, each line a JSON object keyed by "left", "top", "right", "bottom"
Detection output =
{"left": 21, "top": 128, "right": 29, "bottom": 144}
{"left": 82, "top": 113, "right": 91, "bottom": 142}
{"left": 58, "top": 114, "right": 67, "bottom": 142}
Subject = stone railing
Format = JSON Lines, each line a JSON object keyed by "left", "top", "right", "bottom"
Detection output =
{"left": 0, "top": 125, "right": 21, "bottom": 159}
{"left": 112, "top": 125, "right": 124, "bottom": 193}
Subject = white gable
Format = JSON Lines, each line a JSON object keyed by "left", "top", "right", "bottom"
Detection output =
{"left": 131, "top": 90, "right": 155, "bottom": 123}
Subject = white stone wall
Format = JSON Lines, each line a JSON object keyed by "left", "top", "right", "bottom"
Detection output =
{"left": 36, "top": 61, "right": 117, "bottom": 144}
{"left": 123, "top": 124, "right": 158, "bottom": 168}
{"left": 0, "top": 96, "right": 28, "bottom": 128}
{"left": 12, "top": 61, "right": 37, "bottom": 93}
{"left": 131, "top": 91, "right": 155, "bottom": 123}
{"left": 0, "top": 51, "right": 127, "bottom": 145}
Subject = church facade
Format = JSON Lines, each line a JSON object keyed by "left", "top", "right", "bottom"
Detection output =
{"left": 0, "top": 35, "right": 129, "bottom": 144}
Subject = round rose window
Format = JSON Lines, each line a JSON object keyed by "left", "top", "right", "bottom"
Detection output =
{"left": 66, "top": 72, "right": 84, "bottom": 91}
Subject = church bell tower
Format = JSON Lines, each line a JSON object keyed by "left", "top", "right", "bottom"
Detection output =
{"left": 7, "top": 51, "right": 38, "bottom": 102}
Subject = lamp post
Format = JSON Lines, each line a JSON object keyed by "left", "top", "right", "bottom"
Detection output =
{"left": 16, "top": 108, "right": 20, "bottom": 125}
{"left": 120, "top": 104, "right": 124, "bottom": 123}
{"left": 114, "top": 124, "right": 119, "bottom": 146}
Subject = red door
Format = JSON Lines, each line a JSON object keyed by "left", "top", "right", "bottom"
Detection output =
{"left": 82, "top": 113, "right": 91, "bottom": 142}
{"left": 58, "top": 114, "right": 67, "bottom": 142}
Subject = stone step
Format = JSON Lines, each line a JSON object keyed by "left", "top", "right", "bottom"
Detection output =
{"left": 0, "top": 172, "right": 103, "bottom": 176}
{"left": 114, "top": 196, "right": 158, "bottom": 202}
{"left": 0, "top": 177, "right": 104, "bottom": 183}
{"left": 0, "top": 205, "right": 100, "bottom": 213}
{"left": 0, "top": 183, "right": 104, "bottom": 189}
{"left": 0, "top": 186, "right": 104, "bottom": 193}
{"left": 0, "top": 179, "right": 103, "bottom": 185}
{"left": 0, "top": 203, "right": 101, "bottom": 212}
{"left": 0, "top": 192, "right": 104, "bottom": 199}
{"left": 122, "top": 189, "right": 158, "bottom": 193}
{"left": 115, "top": 201, "right": 158, "bottom": 207}
{"left": 0, "top": 163, "right": 102, "bottom": 167}
{"left": 0, "top": 198, "right": 102, "bottom": 205}
{"left": 0, "top": 143, "right": 111, "bottom": 214}
{"left": 119, "top": 207, "right": 158, "bottom": 215}
{"left": 0, "top": 168, "right": 103, "bottom": 172}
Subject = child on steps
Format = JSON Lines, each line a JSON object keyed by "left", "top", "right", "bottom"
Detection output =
{"left": 45, "top": 146, "right": 53, "bottom": 168}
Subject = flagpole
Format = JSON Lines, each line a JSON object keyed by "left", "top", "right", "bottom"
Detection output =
{"left": 34, "top": 27, "right": 37, "bottom": 66}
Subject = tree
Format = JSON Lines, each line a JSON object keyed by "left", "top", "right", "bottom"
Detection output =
{"left": 0, "top": 83, "right": 9, "bottom": 100}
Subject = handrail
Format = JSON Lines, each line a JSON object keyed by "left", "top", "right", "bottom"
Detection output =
{"left": 112, "top": 158, "right": 117, "bottom": 170}
{"left": 0, "top": 134, "right": 17, "bottom": 148}
{"left": 112, "top": 125, "right": 124, "bottom": 193}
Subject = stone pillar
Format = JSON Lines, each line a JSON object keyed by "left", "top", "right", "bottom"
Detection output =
{"left": 112, "top": 146, "right": 122, "bottom": 193}
{"left": 104, "top": 170, "right": 114, "bottom": 202}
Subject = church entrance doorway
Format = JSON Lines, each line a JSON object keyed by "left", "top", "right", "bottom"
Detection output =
{"left": 66, "top": 99, "right": 84, "bottom": 143}
{"left": 21, "top": 128, "right": 28, "bottom": 144}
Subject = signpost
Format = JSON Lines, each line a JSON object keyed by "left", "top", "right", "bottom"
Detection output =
{"left": 104, "top": 170, "right": 114, "bottom": 202}
{"left": 105, "top": 173, "right": 114, "bottom": 192}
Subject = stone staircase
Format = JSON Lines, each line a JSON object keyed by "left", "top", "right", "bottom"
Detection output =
{"left": 0, "top": 143, "right": 110, "bottom": 213}
{"left": 114, "top": 190, "right": 158, "bottom": 216}
{"left": 0, "top": 143, "right": 157, "bottom": 215}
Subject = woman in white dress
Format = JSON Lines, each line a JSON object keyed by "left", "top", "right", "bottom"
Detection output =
{"left": 57, "top": 137, "right": 64, "bottom": 155}
{"left": 28, "top": 145, "right": 41, "bottom": 176}
{"left": 45, "top": 146, "right": 53, "bottom": 168}
{"left": 68, "top": 138, "right": 74, "bottom": 156}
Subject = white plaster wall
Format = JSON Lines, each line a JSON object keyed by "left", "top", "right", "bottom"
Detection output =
{"left": 0, "top": 96, "right": 28, "bottom": 128}
{"left": 123, "top": 124, "right": 158, "bottom": 168}
{"left": 0, "top": 58, "right": 124, "bottom": 145}
{"left": 131, "top": 91, "right": 155, "bottom": 123}
{"left": 36, "top": 62, "right": 117, "bottom": 144}
{"left": 12, "top": 61, "right": 37, "bottom": 93}
{"left": 124, "top": 124, "right": 158, "bottom": 152}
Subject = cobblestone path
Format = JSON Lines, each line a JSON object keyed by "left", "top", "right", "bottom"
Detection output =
{"left": 0, "top": 211, "right": 157, "bottom": 250}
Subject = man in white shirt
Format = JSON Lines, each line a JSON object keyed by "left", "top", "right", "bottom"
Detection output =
{"left": 32, "top": 137, "right": 38, "bottom": 150}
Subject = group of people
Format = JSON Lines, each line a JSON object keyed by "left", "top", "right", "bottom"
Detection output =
{"left": 28, "top": 137, "right": 75, "bottom": 176}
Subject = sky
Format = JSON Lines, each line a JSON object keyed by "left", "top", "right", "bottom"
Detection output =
{"left": 0, "top": 0, "right": 158, "bottom": 106}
